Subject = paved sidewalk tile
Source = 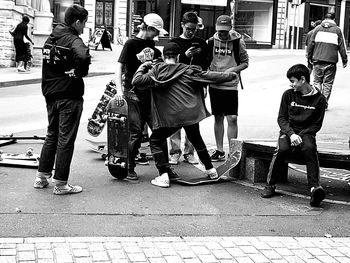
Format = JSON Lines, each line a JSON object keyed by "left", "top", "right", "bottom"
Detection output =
{"left": 0, "top": 236, "right": 348, "bottom": 262}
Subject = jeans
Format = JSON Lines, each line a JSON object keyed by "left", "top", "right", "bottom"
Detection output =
{"left": 150, "top": 123, "right": 212, "bottom": 175}
{"left": 125, "top": 90, "right": 153, "bottom": 171}
{"left": 313, "top": 63, "right": 337, "bottom": 102}
{"left": 169, "top": 129, "right": 194, "bottom": 156}
{"left": 267, "top": 133, "right": 320, "bottom": 189}
{"left": 38, "top": 99, "right": 83, "bottom": 182}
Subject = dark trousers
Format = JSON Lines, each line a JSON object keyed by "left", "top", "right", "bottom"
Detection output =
{"left": 267, "top": 133, "right": 320, "bottom": 189}
{"left": 150, "top": 123, "right": 213, "bottom": 174}
{"left": 125, "top": 90, "right": 153, "bottom": 171}
{"left": 38, "top": 99, "right": 83, "bottom": 182}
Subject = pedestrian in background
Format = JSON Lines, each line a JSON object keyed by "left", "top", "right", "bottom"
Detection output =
{"left": 132, "top": 42, "right": 237, "bottom": 188}
{"left": 261, "top": 64, "right": 327, "bottom": 207}
{"left": 207, "top": 15, "right": 249, "bottom": 162}
{"left": 33, "top": 4, "right": 91, "bottom": 195}
{"left": 11, "top": 15, "right": 34, "bottom": 72}
{"left": 114, "top": 13, "right": 168, "bottom": 181}
{"left": 168, "top": 11, "right": 210, "bottom": 165}
{"left": 305, "top": 20, "right": 321, "bottom": 73}
{"left": 307, "top": 12, "right": 347, "bottom": 109}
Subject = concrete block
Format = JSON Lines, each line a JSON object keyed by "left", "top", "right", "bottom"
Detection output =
{"left": 245, "top": 157, "right": 270, "bottom": 183}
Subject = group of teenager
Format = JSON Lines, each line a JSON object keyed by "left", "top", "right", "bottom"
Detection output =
{"left": 32, "top": 4, "right": 339, "bottom": 207}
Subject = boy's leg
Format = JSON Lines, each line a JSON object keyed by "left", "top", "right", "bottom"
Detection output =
{"left": 300, "top": 134, "right": 320, "bottom": 189}
{"left": 322, "top": 64, "right": 337, "bottom": 103}
{"left": 226, "top": 91, "right": 239, "bottom": 143}
{"left": 301, "top": 134, "right": 325, "bottom": 207}
{"left": 262, "top": 134, "right": 291, "bottom": 198}
{"left": 150, "top": 127, "right": 179, "bottom": 175}
{"left": 213, "top": 115, "right": 225, "bottom": 152}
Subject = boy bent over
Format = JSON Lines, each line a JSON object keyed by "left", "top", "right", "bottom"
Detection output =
{"left": 261, "top": 64, "right": 327, "bottom": 207}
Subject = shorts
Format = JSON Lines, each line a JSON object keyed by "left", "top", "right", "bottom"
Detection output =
{"left": 209, "top": 88, "right": 238, "bottom": 116}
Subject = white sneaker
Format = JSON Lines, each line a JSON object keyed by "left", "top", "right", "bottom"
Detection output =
{"left": 151, "top": 173, "right": 170, "bottom": 188}
{"left": 33, "top": 177, "right": 49, "bottom": 189}
{"left": 169, "top": 153, "right": 181, "bottom": 165}
{"left": 53, "top": 184, "right": 83, "bottom": 195}
{"left": 17, "top": 66, "right": 26, "bottom": 72}
{"left": 205, "top": 168, "right": 219, "bottom": 180}
{"left": 184, "top": 154, "right": 199, "bottom": 164}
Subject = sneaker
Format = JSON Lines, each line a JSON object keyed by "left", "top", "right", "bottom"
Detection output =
{"left": 184, "top": 154, "right": 199, "bottom": 164}
{"left": 205, "top": 168, "right": 219, "bottom": 180}
{"left": 126, "top": 170, "right": 139, "bottom": 180}
{"left": 310, "top": 186, "right": 326, "bottom": 207}
{"left": 261, "top": 185, "right": 276, "bottom": 198}
{"left": 210, "top": 150, "right": 225, "bottom": 162}
{"left": 151, "top": 173, "right": 170, "bottom": 188}
{"left": 169, "top": 153, "right": 181, "bottom": 165}
{"left": 135, "top": 153, "right": 149, "bottom": 165}
{"left": 167, "top": 167, "right": 180, "bottom": 182}
{"left": 17, "top": 66, "right": 26, "bottom": 72}
{"left": 33, "top": 177, "right": 49, "bottom": 189}
{"left": 53, "top": 184, "right": 83, "bottom": 195}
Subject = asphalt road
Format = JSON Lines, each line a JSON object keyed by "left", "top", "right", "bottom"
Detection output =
{"left": 0, "top": 50, "right": 349, "bottom": 238}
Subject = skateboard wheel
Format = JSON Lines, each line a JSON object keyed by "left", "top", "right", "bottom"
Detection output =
{"left": 120, "top": 117, "right": 126, "bottom": 123}
{"left": 26, "top": 147, "right": 34, "bottom": 156}
{"left": 104, "top": 160, "right": 109, "bottom": 166}
{"left": 117, "top": 162, "right": 126, "bottom": 168}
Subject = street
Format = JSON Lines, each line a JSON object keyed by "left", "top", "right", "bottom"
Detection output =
{"left": 0, "top": 50, "right": 350, "bottom": 262}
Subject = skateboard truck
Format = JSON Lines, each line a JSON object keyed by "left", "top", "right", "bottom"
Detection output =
{"left": 105, "top": 156, "right": 126, "bottom": 169}
{"left": 108, "top": 116, "right": 126, "bottom": 123}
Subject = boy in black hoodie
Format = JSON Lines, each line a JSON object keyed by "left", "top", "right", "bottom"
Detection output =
{"left": 33, "top": 4, "right": 91, "bottom": 195}
{"left": 261, "top": 64, "right": 327, "bottom": 207}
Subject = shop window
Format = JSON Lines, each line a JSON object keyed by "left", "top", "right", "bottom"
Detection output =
{"left": 130, "top": 0, "right": 171, "bottom": 36}
{"left": 235, "top": 0, "right": 273, "bottom": 43}
{"left": 50, "top": 0, "right": 85, "bottom": 26}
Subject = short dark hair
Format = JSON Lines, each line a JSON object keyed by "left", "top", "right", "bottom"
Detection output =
{"left": 64, "top": 4, "right": 88, "bottom": 25}
{"left": 22, "top": 16, "right": 30, "bottom": 23}
{"left": 325, "top": 12, "right": 335, "bottom": 20}
{"left": 181, "top": 11, "right": 198, "bottom": 24}
{"left": 286, "top": 64, "right": 310, "bottom": 83}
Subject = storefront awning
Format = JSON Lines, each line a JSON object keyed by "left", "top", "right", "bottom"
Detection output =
{"left": 181, "top": 0, "right": 227, "bottom": 7}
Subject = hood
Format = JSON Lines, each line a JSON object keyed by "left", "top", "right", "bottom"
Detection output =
{"left": 321, "top": 19, "right": 337, "bottom": 28}
{"left": 213, "top": 30, "right": 241, "bottom": 42}
{"left": 149, "top": 63, "right": 190, "bottom": 85}
{"left": 49, "top": 23, "right": 79, "bottom": 42}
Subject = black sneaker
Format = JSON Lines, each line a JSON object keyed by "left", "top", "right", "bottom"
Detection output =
{"left": 135, "top": 153, "right": 149, "bottom": 165}
{"left": 167, "top": 167, "right": 180, "bottom": 182}
{"left": 126, "top": 170, "right": 139, "bottom": 180}
{"left": 261, "top": 185, "right": 276, "bottom": 198}
{"left": 210, "top": 150, "right": 225, "bottom": 162}
{"left": 310, "top": 186, "right": 326, "bottom": 207}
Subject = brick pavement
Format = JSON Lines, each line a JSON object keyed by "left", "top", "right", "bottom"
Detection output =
{"left": 0, "top": 236, "right": 350, "bottom": 263}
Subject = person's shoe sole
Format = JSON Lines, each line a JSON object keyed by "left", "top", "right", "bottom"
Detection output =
{"left": 310, "top": 187, "right": 326, "bottom": 207}
{"left": 211, "top": 157, "right": 225, "bottom": 162}
{"left": 151, "top": 180, "right": 170, "bottom": 188}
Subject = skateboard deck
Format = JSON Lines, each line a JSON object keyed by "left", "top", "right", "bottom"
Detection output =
{"left": 0, "top": 134, "right": 45, "bottom": 146}
{"left": 106, "top": 97, "right": 129, "bottom": 179}
{"left": 0, "top": 148, "right": 40, "bottom": 168}
{"left": 87, "top": 80, "right": 118, "bottom": 137}
{"left": 174, "top": 139, "right": 243, "bottom": 185}
{"left": 85, "top": 138, "right": 107, "bottom": 159}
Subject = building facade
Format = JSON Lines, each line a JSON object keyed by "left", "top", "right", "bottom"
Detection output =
{"left": 1, "top": 0, "right": 349, "bottom": 67}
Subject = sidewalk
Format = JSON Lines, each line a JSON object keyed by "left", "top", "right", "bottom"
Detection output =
{"left": 0, "top": 44, "right": 122, "bottom": 88}
{"left": 1, "top": 236, "right": 350, "bottom": 263}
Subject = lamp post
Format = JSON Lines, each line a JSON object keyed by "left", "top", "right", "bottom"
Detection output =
{"left": 290, "top": 0, "right": 300, "bottom": 50}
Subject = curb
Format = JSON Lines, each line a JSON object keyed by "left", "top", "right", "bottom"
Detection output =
{"left": 0, "top": 72, "right": 114, "bottom": 88}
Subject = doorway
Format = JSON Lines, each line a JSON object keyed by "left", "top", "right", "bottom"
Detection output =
{"left": 95, "top": 0, "right": 114, "bottom": 39}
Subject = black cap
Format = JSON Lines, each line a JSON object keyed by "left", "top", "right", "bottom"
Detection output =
{"left": 163, "top": 42, "right": 181, "bottom": 56}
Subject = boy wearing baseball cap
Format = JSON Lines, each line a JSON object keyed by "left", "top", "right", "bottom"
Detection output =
{"left": 207, "top": 15, "right": 249, "bottom": 162}
{"left": 132, "top": 42, "right": 237, "bottom": 188}
{"left": 114, "top": 13, "right": 167, "bottom": 181}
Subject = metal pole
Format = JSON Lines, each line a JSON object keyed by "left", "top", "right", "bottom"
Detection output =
{"left": 291, "top": 4, "right": 296, "bottom": 50}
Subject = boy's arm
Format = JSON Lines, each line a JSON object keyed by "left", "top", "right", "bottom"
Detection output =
{"left": 131, "top": 62, "right": 154, "bottom": 87}
{"left": 192, "top": 68, "right": 237, "bottom": 84}
{"left": 277, "top": 92, "right": 295, "bottom": 137}
{"left": 299, "top": 98, "right": 327, "bottom": 136}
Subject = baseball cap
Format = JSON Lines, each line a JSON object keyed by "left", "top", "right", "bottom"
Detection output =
{"left": 143, "top": 13, "right": 168, "bottom": 36}
{"left": 216, "top": 15, "right": 232, "bottom": 31}
{"left": 163, "top": 42, "right": 181, "bottom": 56}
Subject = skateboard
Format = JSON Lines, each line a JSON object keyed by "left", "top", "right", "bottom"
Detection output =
{"left": 173, "top": 139, "right": 243, "bottom": 185}
{"left": 0, "top": 134, "right": 45, "bottom": 146}
{"left": 85, "top": 138, "right": 107, "bottom": 159}
{"left": 105, "top": 97, "right": 129, "bottom": 179}
{"left": 87, "top": 80, "right": 118, "bottom": 137}
{"left": 0, "top": 147, "right": 40, "bottom": 168}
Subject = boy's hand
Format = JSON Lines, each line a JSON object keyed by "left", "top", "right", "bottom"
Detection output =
{"left": 290, "top": 134, "right": 302, "bottom": 146}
